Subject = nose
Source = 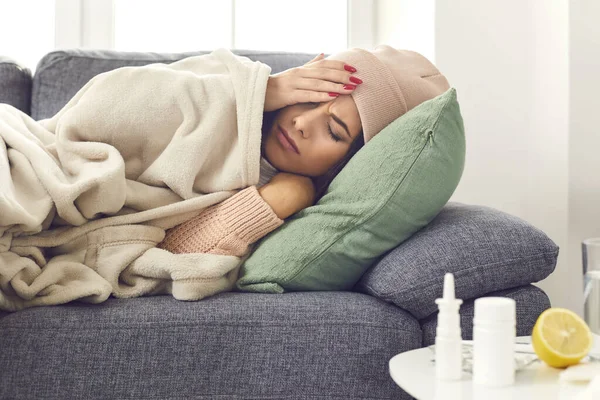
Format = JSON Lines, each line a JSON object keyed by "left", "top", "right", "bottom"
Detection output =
{"left": 293, "top": 112, "right": 316, "bottom": 139}
{"left": 293, "top": 117, "right": 306, "bottom": 139}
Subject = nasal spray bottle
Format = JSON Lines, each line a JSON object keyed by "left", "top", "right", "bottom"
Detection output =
{"left": 435, "top": 273, "right": 463, "bottom": 381}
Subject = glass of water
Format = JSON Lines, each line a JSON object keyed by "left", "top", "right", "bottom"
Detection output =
{"left": 583, "top": 238, "right": 600, "bottom": 335}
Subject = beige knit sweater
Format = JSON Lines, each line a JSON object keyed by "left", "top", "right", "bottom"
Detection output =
{"left": 158, "top": 157, "right": 283, "bottom": 256}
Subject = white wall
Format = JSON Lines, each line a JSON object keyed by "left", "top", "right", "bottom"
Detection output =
{"left": 528, "top": 0, "right": 573, "bottom": 310}
{"left": 376, "top": 0, "right": 582, "bottom": 313}
{"left": 374, "top": 0, "right": 435, "bottom": 62}
{"left": 570, "top": 0, "right": 600, "bottom": 308}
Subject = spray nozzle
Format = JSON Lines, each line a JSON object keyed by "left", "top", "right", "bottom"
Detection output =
{"left": 434, "top": 272, "right": 464, "bottom": 381}
{"left": 443, "top": 273, "right": 455, "bottom": 300}
{"left": 436, "top": 273, "right": 463, "bottom": 306}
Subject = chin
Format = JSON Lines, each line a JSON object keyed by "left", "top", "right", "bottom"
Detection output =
{"left": 264, "top": 139, "right": 286, "bottom": 171}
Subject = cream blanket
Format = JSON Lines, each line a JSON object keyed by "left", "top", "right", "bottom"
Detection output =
{"left": 0, "top": 48, "right": 271, "bottom": 311}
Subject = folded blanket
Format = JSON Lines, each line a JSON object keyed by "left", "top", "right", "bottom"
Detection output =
{"left": 0, "top": 48, "right": 271, "bottom": 311}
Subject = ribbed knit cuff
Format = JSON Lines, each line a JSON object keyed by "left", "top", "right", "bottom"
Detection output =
{"left": 218, "top": 185, "right": 284, "bottom": 244}
{"left": 158, "top": 186, "right": 284, "bottom": 255}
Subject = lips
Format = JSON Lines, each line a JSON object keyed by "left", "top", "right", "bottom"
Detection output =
{"left": 278, "top": 126, "right": 300, "bottom": 154}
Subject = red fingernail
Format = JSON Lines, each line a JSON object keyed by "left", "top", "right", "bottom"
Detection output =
{"left": 344, "top": 65, "right": 357, "bottom": 73}
{"left": 343, "top": 84, "right": 356, "bottom": 90}
{"left": 328, "top": 92, "right": 339, "bottom": 97}
{"left": 349, "top": 76, "right": 363, "bottom": 84}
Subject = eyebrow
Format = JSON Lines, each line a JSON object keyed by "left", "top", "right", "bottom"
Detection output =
{"left": 330, "top": 111, "right": 351, "bottom": 139}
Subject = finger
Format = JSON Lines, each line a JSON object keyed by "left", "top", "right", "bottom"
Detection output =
{"left": 297, "top": 67, "right": 361, "bottom": 86}
{"left": 294, "top": 90, "right": 342, "bottom": 104}
{"left": 304, "top": 59, "right": 356, "bottom": 73}
{"left": 304, "top": 53, "right": 325, "bottom": 65}
{"left": 295, "top": 77, "right": 357, "bottom": 95}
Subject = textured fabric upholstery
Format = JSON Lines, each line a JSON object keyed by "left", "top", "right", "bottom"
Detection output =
{"left": 355, "top": 202, "right": 558, "bottom": 320}
{"left": 0, "top": 292, "right": 419, "bottom": 400}
{"left": 420, "top": 284, "right": 551, "bottom": 345}
{"left": 0, "top": 56, "right": 32, "bottom": 114}
{"left": 31, "top": 49, "right": 319, "bottom": 120}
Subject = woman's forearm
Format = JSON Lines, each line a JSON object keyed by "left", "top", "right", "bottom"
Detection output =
{"left": 257, "top": 172, "right": 316, "bottom": 220}
{"left": 158, "top": 186, "right": 283, "bottom": 256}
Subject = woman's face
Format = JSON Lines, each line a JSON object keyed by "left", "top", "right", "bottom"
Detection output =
{"left": 262, "top": 95, "right": 362, "bottom": 177}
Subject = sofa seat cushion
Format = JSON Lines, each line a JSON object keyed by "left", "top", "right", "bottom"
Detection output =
{"left": 420, "top": 284, "right": 551, "bottom": 346}
{"left": 0, "top": 292, "right": 419, "bottom": 400}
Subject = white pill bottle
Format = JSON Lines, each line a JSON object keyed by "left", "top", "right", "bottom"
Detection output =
{"left": 472, "top": 297, "right": 516, "bottom": 387}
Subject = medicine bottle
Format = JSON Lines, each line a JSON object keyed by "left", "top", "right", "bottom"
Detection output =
{"left": 472, "top": 297, "right": 516, "bottom": 387}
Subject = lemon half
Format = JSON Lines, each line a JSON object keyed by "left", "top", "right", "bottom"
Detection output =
{"left": 532, "top": 307, "right": 593, "bottom": 368}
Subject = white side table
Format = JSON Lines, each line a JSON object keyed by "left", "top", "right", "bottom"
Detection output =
{"left": 389, "top": 336, "right": 600, "bottom": 400}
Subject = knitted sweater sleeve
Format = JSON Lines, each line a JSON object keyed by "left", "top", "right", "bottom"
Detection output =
{"left": 157, "top": 186, "right": 284, "bottom": 257}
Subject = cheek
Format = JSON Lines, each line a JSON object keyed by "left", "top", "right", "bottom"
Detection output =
{"left": 266, "top": 135, "right": 285, "bottom": 164}
{"left": 307, "top": 142, "right": 347, "bottom": 169}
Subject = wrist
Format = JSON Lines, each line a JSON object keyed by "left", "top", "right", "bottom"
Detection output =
{"left": 258, "top": 184, "right": 286, "bottom": 219}
{"left": 264, "top": 76, "right": 281, "bottom": 113}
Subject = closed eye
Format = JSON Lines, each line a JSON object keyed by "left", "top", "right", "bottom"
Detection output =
{"left": 327, "top": 124, "right": 342, "bottom": 142}
{"left": 308, "top": 102, "right": 343, "bottom": 142}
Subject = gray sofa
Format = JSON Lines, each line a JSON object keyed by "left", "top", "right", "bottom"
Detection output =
{"left": 0, "top": 49, "right": 556, "bottom": 400}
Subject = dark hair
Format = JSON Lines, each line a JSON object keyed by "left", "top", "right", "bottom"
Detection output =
{"left": 311, "top": 131, "right": 365, "bottom": 203}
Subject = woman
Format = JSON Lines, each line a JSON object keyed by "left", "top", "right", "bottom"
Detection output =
{"left": 0, "top": 45, "right": 450, "bottom": 311}
{"left": 259, "top": 52, "right": 365, "bottom": 218}
{"left": 159, "top": 45, "right": 450, "bottom": 256}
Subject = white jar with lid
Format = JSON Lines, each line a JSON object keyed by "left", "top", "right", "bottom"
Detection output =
{"left": 472, "top": 297, "right": 516, "bottom": 387}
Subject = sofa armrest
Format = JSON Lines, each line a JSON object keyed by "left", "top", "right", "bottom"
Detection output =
{"left": 0, "top": 56, "right": 32, "bottom": 115}
{"left": 354, "top": 202, "right": 558, "bottom": 320}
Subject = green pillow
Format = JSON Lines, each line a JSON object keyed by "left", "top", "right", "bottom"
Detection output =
{"left": 236, "top": 88, "right": 465, "bottom": 293}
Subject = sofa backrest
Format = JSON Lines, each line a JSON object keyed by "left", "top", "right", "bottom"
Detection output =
{"left": 0, "top": 56, "right": 32, "bottom": 115}
{"left": 31, "top": 49, "right": 318, "bottom": 121}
